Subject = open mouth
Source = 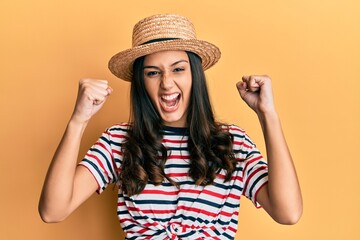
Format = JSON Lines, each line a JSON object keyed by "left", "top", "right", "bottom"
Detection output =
{"left": 160, "top": 93, "right": 181, "bottom": 111}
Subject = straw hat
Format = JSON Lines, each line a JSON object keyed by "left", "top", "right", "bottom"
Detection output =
{"left": 108, "top": 14, "right": 221, "bottom": 81}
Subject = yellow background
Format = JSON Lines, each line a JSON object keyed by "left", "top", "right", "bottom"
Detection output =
{"left": 1, "top": 0, "right": 359, "bottom": 239}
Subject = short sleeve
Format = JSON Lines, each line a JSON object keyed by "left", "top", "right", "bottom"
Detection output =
{"left": 229, "top": 125, "right": 268, "bottom": 208}
{"left": 242, "top": 144, "right": 268, "bottom": 208}
{"left": 78, "top": 128, "right": 119, "bottom": 194}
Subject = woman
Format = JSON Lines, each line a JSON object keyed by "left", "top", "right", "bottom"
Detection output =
{"left": 39, "top": 14, "right": 302, "bottom": 239}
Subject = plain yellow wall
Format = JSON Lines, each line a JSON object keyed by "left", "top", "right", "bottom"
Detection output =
{"left": 1, "top": 0, "right": 359, "bottom": 239}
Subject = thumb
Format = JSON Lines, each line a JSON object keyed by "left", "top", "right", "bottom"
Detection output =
{"left": 236, "top": 81, "right": 248, "bottom": 98}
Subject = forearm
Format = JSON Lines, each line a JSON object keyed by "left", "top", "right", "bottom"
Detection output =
{"left": 39, "top": 119, "right": 87, "bottom": 222}
{"left": 258, "top": 111, "right": 302, "bottom": 223}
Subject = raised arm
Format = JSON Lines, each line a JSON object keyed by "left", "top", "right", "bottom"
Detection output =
{"left": 236, "top": 75, "right": 302, "bottom": 224}
{"left": 39, "top": 79, "right": 112, "bottom": 223}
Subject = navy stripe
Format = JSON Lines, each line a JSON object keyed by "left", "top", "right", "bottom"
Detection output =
{"left": 166, "top": 146, "right": 189, "bottom": 151}
{"left": 82, "top": 159, "right": 107, "bottom": 184}
{"left": 222, "top": 231, "right": 234, "bottom": 239}
{"left": 179, "top": 230, "right": 197, "bottom": 238}
{"left": 132, "top": 199, "right": 179, "bottom": 205}
{"left": 213, "top": 182, "right": 243, "bottom": 192}
{"left": 212, "top": 228, "right": 221, "bottom": 236}
{"left": 150, "top": 217, "right": 172, "bottom": 223}
{"left": 108, "top": 127, "right": 129, "bottom": 132}
{"left": 99, "top": 135, "right": 111, "bottom": 145}
{"left": 246, "top": 160, "right": 267, "bottom": 176}
{"left": 249, "top": 172, "right": 268, "bottom": 199}
{"left": 90, "top": 148, "right": 116, "bottom": 182}
{"left": 109, "top": 139, "right": 122, "bottom": 147}
{"left": 172, "top": 214, "right": 210, "bottom": 224}
{"left": 224, "top": 201, "right": 240, "bottom": 209}
{"left": 179, "top": 197, "right": 222, "bottom": 209}
{"left": 230, "top": 133, "right": 246, "bottom": 139}
{"left": 114, "top": 157, "right": 122, "bottom": 165}
{"left": 82, "top": 123, "right": 268, "bottom": 239}
{"left": 216, "top": 218, "right": 231, "bottom": 226}
{"left": 233, "top": 149, "right": 250, "bottom": 155}
{"left": 246, "top": 150, "right": 261, "bottom": 159}
{"left": 164, "top": 164, "right": 189, "bottom": 169}
{"left": 122, "top": 223, "right": 137, "bottom": 231}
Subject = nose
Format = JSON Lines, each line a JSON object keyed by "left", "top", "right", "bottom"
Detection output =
{"left": 160, "top": 72, "right": 175, "bottom": 90}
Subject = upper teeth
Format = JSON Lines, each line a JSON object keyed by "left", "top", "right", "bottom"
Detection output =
{"left": 162, "top": 93, "right": 179, "bottom": 101}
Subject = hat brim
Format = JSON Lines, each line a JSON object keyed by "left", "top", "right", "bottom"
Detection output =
{"left": 108, "top": 39, "right": 221, "bottom": 81}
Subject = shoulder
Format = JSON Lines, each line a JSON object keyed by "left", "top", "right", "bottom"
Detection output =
{"left": 103, "top": 122, "right": 131, "bottom": 140}
{"left": 220, "top": 123, "right": 256, "bottom": 150}
{"left": 106, "top": 122, "right": 131, "bottom": 132}
{"left": 220, "top": 123, "right": 246, "bottom": 138}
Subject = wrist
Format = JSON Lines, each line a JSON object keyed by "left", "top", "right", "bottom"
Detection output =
{"left": 68, "top": 117, "right": 88, "bottom": 133}
{"left": 257, "top": 109, "right": 280, "bottom": 127}
{"left": 257, "top": 107, "right": 278, "bottom": 120}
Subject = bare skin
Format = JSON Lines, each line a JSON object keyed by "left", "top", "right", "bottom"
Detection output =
{"left": 39, "top": 79, "right": 111, "bottom": 222}
{"left": 236, "top": 75, "right": 303, "bottom": 224}
{"left": 39, "top": 51, "right": 302, "bottom": 224}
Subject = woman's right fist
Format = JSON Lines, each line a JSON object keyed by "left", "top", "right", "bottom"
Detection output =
{"left": 71, "top": 79, "right": 113, "bottom": 124}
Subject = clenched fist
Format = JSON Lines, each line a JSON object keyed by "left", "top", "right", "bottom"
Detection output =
{"left": 71, "top": 79, "right": 113, "bottom": 124}
{"left": 236, "top": 75, "right": 276, "bottom": 115}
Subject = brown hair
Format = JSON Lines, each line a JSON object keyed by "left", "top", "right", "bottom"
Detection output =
{"left": 119, "top": 52, "right": 237, "bottom": 196}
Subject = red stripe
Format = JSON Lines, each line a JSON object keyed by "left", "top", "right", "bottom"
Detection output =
{"left": 107, "top": 132, "right": 128, "bottom": 139}
{"left": 243, "top": 165, "right": 268, "bottom": 195}
{"left": 127, "top": 207, "right": 176, "bottom": 214}
{"left": 201, "top": 189, "right": 227, "bottom": 199}
{"left": 202, "top": 231, "right": 212, "bottom": 238}
{"left": 218, "top": 209, "right": 236, "bottom": 217}
{"left": 243, "top": 155, "right": 263, "bottom": 173}
{"left": 229, "top": 126, "right": 245, "bottom": 133}
{"left": 179, "top": 188, "right": 201, "bottom": 194}
{"left": 167, "top": 155, "right": 190, "bottom": 159}
{"left": 166, "top": 172, "right": 188, "bottom": 177}
{"left": 95, "top": 141, "right": 118, "bottom": 174}
{"left": 94, "top": 142, "right": 112, "bottom": 156}
{"left": 86, "top": 153, "right": 110, "bottom": 182}
{"left": 228, "top": 193, "right": 241, "bottom": 200}
{"left": 233, "top": 140, "right": 252, "bottom": 149}
{"left": 177, "top": 205, "right": 217, "bottom": 217}
{"left": 162, "top": 138, "right": 187, "bottom": 144}
{"left": 112, "top": 149, "right": 122, "bottom": 155}
{"left": 179, "top": 188, "right": 240, "bottom": 200}
{"left": 216, "top": 172, "right": 243, "bottom": 182}
{"left": 141, "top": 189, "right": 179, "bottom": 195}
{"left": 119, "top": 217, "right": 137, "bottom": 224}
{"left": 228, "top": 226, "right": 237, "bottom": 233}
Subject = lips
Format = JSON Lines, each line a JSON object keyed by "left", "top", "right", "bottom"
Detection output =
{"left": 160, "top": 93, "right": 180, "bottom": 112}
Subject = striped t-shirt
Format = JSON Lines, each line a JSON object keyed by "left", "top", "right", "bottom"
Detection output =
{"left": 79, "top": 123, "right": 268, "bottom": 239}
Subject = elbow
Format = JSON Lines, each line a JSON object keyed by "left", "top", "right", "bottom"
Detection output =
{"left": 38, "top": 203, "right": 68, "bottom": 223}
{"left": 276, "top": 213, "right": 302, "bottom": 225}
{"left": 274, "top": 206, "right": 303, "bottom": 225}
{"left": 39, "top": 209, "right": 67, "bottom": 223}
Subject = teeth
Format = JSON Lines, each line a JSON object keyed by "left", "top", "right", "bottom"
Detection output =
{"left": 161, "top": 93, "right": 180, "bottom": 101}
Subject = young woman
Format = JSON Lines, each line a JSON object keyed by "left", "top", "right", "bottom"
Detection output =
{"left": 39, "top": 14, "right": 302, "bottom": 239}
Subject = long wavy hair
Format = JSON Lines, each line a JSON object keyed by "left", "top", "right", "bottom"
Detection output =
{"left": 120, "top": 52, "right": 237, "bottom": 196}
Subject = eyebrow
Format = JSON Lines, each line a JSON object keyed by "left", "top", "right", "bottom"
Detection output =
{"left": 143, "top": 60, "right": 189, "bottom": 70}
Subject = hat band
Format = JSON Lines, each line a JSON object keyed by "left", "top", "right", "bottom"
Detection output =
{"left": 140, "top": 38, "right": 180, "bottom": 45}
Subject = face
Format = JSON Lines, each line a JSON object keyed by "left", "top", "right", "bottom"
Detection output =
{"left": 143, "top": 50, "right": 192, "bottom": 127}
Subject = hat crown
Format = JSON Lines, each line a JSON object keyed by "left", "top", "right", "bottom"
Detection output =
{"left": 132, "top": 14, "right": 197, "bottom": 47}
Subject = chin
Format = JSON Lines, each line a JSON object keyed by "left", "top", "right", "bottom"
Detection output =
{"left": 161, "top": 115, "right": 186, "bottom": 127}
